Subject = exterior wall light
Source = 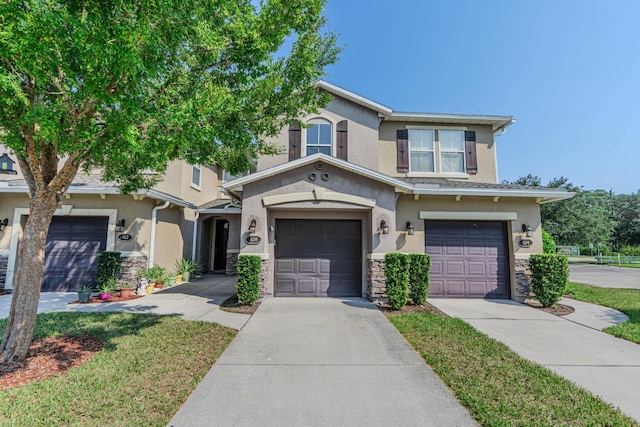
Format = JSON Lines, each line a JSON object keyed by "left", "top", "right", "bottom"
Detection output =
{"left": 378, "top": 220, "right": 389, "bottom": 235}
{"left": 0, "top": 218, "right": 8, "bottom": 232}
{"left": 522, "top": 224, "right": 533, "bottom": 238}
{"left": 406, "top": 221, "right": 414, "bottom": 235}
{"left": 115, "top": 219, "right": 126, "bottom": 233}
{"left": 248, "top": 219, "right": 257, "bottom": 234}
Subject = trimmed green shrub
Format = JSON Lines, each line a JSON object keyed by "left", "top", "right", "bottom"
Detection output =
{"left": 96, "top": 251, "right": 122, "bottom": 286}
{"left": 529, "top": 254, "right": 569, "bottom": 307}
{"left": 236, "top": 255, "right": 261, "bottom": 305}
{"left": 542, "top": 229, "right": 556, "bottom": 254}
{"left": 408, "top": 253, "right": 431, "bottom": 305}
{"left": 384, "top": 253, "right": 409, "bottom": 310}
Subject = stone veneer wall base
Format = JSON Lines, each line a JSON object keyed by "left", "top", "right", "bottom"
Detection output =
{"left": 258, "top": 258, "right": 269, "bottom": 300}
{"left": 367, "top": 258, "right": 387, "bottom": 302}
{"left": 0, "top": 255, "right": 8, "bottom": 291}
{"left": 514, "top": 258, "right": 533, "bottom": 302}
{"left": 120, "top": 255, "right": 148, "bottom": 286}
{"left": 226, "top": 252, "right": 238, "bottom": 275}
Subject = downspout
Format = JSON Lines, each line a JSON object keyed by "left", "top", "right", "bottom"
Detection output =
{"left": 191, "top": 212, "right": 199, "bottom": 262}
{"left": 149, "top": 201, "right": 170, "bottom": 268}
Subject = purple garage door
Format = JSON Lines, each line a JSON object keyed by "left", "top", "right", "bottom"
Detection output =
{"left": 42, "top": 216, "right": 109, "bottom": 292}
{"left": 425, "top": 220, "right": 509, "bottom": 298}
{"left": 275, "top": 219, "right": 361, "bottom": 297}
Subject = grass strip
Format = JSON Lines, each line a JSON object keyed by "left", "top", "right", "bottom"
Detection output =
{"left": 567, "top": 282, "right": 640, "bottom": 343}
{"left": 0, "top": 312, "right": 236, "bottom": 426}
{"left": 390, "top": 312, "right": 637, "bottom": 426}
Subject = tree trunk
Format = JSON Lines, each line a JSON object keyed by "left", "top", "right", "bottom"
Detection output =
{"left": 0, "top": 191, "right": 59, "bottom": 363}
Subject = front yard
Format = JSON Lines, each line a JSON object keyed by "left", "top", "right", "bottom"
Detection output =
{"left": 0, "top": 312, "right": 235, "bottom": 426}
{"left": 566, "top": 282, "right": 640, "bottom": 343}
{"left": 389, "top": 310, "right": 636, "bottom": 426}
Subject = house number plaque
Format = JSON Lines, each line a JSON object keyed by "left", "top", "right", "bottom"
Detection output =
{"left": 518, "top": 238, "right": 533, "bottom": 248}
{"left": 118, "top": 234, "right": 132, "bottom": 241}
{"left": 245, "top": 235, "right": 261, "bottom": 245}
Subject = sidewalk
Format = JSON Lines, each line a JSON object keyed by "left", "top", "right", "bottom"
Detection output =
{"left": 0, "top": 275, "right": 250, "bottom": 330}
{"left": 429, "top": 298, "right": 640, "bottom": 422}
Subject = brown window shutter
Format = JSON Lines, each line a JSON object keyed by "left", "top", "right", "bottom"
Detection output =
{"left": 397, "top": 129, "right": 409, "bottom": 173}
{"left": 289, "top": 122, "right": 301, "bottom": 161}
{"left": 464, "top": 130, "right": 478, "bottom": 174}
{"left": 336, "top": 120, "right": 348, "bottom": 161}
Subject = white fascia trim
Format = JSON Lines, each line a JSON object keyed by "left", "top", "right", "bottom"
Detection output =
{"left": 197, "top": 207, "right": 242, "bottom": 214}
{"left": 413, "top": 186, "right": 574, "bottom": 202}
{"left": 316, "top": 81, "right": 393, "bottom": 115}
{"left": 387, "top": 112, "right": 514, "bottom": 128}
{"left": 223, "top": 153, "right": 413, "bottom": 193}
{"left": 420, "top": 211, "right": 518, "bottom": 221}
{"left": 142, "top": 190, "right": 194, "bottom": 208}
{"left": 5, "top": 206, "right": 118, "bottom": 290}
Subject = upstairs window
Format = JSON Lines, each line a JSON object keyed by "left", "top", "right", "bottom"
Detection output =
{"left": 305, "top": 118, "right": 332, "bottom": 156}
{"left": 408, "top": 130, "right": 435, "bottom": 172}
{"left": 191, "top": 165, "right": 202, "bottom": 189}
{"left": 438, "top": 130, "right": 465, "bottom": 173}
{"left": 408, "top": 129, "right": 466, "bottom": 174}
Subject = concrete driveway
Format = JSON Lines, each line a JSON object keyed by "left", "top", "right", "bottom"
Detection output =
{"left": 429, "top": 298, "right": 640, "bottom": 422}
{"left": 570, "top": 263, "right": 640, "bottom": 289}
{"left": 0, "top": 275, "right": 250, "bottom": 330}
{"left": 170, "top": 298, "right": 477, "bottom": 427}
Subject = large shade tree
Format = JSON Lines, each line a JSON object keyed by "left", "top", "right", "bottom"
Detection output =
{"left": 0, "top": 0, "right": 339, "bottom": 363}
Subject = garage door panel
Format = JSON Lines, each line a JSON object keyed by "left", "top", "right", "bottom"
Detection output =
{"left": 444, "top": 261, "right": 465, "bottom": 276}
{"left": 275, "top": 219, "right": 361, "bottom": 297}
{"left": 275, "top": 259, "right": 295, "bottom": 274}
{"left": 42, "top": 216, "right": 108, "bottom": 292}
{"left": 426, "top": 220, "right": 509, "bottom": 298}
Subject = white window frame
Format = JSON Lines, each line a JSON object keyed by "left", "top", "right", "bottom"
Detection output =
{"left": 438, "top": 130, "right": 466, "bottom": 174}
{"left": 303, "top": 117, "right": 335, "bottom": 157}
{"left": 191, "top": 165, "right": 202, "bottom": 190}
{"left": 407, "top": 129, "right": 435, "bottom": 173}
{"left": 406, "top": 126, "right": 469, "bottom": 177}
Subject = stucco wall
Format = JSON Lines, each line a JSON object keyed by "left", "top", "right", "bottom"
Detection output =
{"left": 378, "top": 122, "right": 498, "bottom": 183}
{"left": 153, "top": 160, "right": 221, "bottom": 207}
{"left": 257, "top": 96, "right": 381, "bottom": 171}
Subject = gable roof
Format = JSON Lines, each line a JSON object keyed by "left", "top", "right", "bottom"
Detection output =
{"left": 221, "top": 153, "right": 414, "bottom": 195}
{"left": 317, "top": 81, "right": 515, "bottom": 134}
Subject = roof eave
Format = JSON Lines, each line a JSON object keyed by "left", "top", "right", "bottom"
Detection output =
{"left": 413, "top": 186, "right": 575, "bottom": 203}
{"left": 316, "top": 81, "right": 393, "bottom": 116}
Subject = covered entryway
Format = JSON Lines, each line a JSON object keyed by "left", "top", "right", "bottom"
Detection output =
{"left": 425, "top": 220, "right": 509, "bottom": 298}
{"left": 42, "top": 216, "right": 108, "bottom": 291}
{"left": 274, "top": 219, "right": 361, "bottom": 297}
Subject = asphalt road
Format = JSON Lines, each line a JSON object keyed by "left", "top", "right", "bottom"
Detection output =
{"left": 569, "top": 263, "right": 640, "bottom": 289}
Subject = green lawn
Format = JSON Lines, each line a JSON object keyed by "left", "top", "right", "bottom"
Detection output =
{"left": 566, "top": 282, "right": 640, "bottom": 343}
{"left": 390, "top": 312, "right": 636, "bottom": 426}
{"left": 0, "top": 312, "right": 236, "bottom": 426}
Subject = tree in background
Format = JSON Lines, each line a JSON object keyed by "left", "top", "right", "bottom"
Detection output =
{"left": 503, "top": 176, "right": 616, "bottom": 247}
{"left": 0, "top": 0, "right": 339, "bottom": 363}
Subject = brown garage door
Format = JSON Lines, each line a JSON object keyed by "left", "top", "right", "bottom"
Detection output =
{"left": 425, "top": 220, "right": 509, "bottom": 298}
{"left": 42, "top": 216, "right": 109, "bottom": 292}
{"left": 275, "top": 219, "right": 361, "bottom": 297}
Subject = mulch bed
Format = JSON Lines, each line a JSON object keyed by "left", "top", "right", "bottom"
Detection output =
{"left": 524, "top": 298, "right": 575, "bottom": 316}
{"left": 219, "top": 294, "right": 261, "bottom": 315}
{"left": 0, "top": 334, "right": 103, "bottom": 389}
{"left": 377, "top": 301, "right": 448, "bottom": 317}
{"left": 69, "top": 294, "right": 143, "bottom": 304}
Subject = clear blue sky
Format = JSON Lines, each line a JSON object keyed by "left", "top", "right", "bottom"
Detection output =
{"left": 320, "top": 0, "right": 640, "bottom": 194}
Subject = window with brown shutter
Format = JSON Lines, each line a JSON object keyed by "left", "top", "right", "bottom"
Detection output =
{"left": 464, "top": 130, "right": 478, "bottom": 174}
{"left": 336, "top": 120, "right": 348, "bottom": 161}
{"left": 397, "top": 129, "right": 409, "bottom": 172}
{"left": 289, "top": 122, "right": 301, "bottom": 161}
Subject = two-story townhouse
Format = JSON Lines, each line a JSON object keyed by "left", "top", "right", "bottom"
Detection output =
{"left": 0, "top": 81, "right": 573, "bottom": 302}
{"left": 0, "top": 155, "right": 223, "bottom": 291}
{"left": 214, "top": 82, "right": 573, "bottom": 302}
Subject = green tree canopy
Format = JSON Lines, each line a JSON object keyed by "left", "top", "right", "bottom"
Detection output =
{"left": 0, "top": 0, "right": 339, "bottom": 363}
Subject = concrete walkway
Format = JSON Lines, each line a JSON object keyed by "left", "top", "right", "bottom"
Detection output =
{"left": 429, "top": 298, "right": 640, "bottom": 422}
{"left": 0, "top": 275, "right": 250, "bottom": 330}
{"left": 170, "top": 298, "right": 477, "bottom": 427}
